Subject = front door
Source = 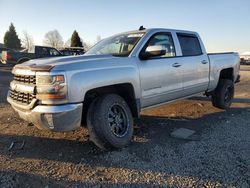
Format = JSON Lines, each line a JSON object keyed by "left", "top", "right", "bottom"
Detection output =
{"left": 137, "top": 32, "right": 183, "bottom": 108}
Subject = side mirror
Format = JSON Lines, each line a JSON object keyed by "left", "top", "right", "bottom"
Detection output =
{"left": 140, "top": 45, "right": 166, "bottom": 60}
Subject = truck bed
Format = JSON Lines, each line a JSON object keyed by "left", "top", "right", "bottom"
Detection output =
{"left": 207, "top": 52, "right": 240, "bottom": 90}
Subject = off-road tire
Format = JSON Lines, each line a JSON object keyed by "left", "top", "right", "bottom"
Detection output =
{"left": 87, "top": 94, "right": 133, "bottom": 150}
{"left": 212, "top": 79, "right": 234, "bottom": 109}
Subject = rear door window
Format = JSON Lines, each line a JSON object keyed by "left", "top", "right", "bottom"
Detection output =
{"left": 177, "top": 34, "right": 202, "bottom": 56}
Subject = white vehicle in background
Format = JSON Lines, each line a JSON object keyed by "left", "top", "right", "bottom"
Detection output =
{"left": 7, "top": 27, "right": 240, "bottom": 150}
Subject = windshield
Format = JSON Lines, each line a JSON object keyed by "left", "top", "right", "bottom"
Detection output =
{"left": 85, "top": 32, "right": 145, "bottom": 57}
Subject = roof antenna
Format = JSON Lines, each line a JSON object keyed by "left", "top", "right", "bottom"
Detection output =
{"left": 139, "top": 25, "right": 145, "bottom": 31}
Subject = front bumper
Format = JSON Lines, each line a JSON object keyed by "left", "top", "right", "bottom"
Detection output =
{"left": 8, "top": 97, "right": 83, "bottom": 131}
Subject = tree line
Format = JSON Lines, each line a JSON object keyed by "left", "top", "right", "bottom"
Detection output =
{"left": 3, "top": 23, "right": 101, "bottom": 51}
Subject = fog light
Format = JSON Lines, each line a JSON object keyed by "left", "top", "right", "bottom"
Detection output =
{"left": 44, "top": 114, "right": 54, "bottom": 129}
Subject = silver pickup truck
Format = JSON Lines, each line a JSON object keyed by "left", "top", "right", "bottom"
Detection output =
{"left": 7, "top": 28, "right": 240, "bottom": 150}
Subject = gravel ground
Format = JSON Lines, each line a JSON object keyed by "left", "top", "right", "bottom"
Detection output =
{"left": 0, "top": 66, "right": 249, "bottom": 188}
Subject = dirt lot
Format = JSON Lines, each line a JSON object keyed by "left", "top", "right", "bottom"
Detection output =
{"left": 0, "top": 66, "right": 249, "bottom": 188}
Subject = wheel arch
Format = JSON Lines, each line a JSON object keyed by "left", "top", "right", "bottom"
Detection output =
{"left": 81, "top": 83, "right": 140, "bottom": 125}
{"left": 219, "top": 68, "right": 234, "bottom": 81}
{"left": 206, "top": 67, "right": 234, "bottom": 96}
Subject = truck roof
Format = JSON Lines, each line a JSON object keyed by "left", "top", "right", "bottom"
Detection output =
{"left": 117, "top": 28, "right": 198, "bottom": 36}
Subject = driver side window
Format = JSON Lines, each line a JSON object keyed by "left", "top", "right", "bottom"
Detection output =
{"left": 145, "top": 33, "right": 176, "bottom": 58}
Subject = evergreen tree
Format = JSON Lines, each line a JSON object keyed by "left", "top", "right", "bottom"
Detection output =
{"left": 70, "top": 30, "right": 83, "bottom": 47}
{"left": 4, "top": 23, "right": 21, "bottom": 50}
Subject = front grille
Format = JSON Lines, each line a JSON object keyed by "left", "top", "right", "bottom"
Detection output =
{"left": 9, "top": 89, "right": 36, "bottom": 104}
{"left": 14, "top": 75, "right": 36, "bottom": 85}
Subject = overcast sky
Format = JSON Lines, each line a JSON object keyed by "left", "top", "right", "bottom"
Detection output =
{"left": 0, "top": 0, "right": 249, "bottom": 53}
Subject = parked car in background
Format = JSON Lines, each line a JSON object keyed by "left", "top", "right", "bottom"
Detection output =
{"left": 240, "top": 52, "right": 250, "bottom": 65}
{"left": 240, "top": 58, "right": 250, "bottom": 65}
{"left": 59, "top": 47, "right": 85, "bottom": 56}
{"left": 7, "top": 28, "right": 240, "bottom": 150}
{"left": 1, "top": 46, "right": 63, "bottom": 65}
{"left": 240, "top": 59, "right": 250, "bottom": 65}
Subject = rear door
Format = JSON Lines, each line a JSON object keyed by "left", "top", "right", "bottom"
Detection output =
{"left": 137, "top": 32, "right": 183, "bottom": 108}
{"left": 176, "top": 33, "right": 209, "bottom": 95}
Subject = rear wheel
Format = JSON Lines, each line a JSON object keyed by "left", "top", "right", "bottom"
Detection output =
{"left": 87, "top": 94, "right": 133, "bottom": 150}
{"left": 211, "top": 79, "right": 234, "bottom": 109}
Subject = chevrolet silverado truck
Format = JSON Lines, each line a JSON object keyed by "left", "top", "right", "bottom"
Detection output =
{"left": 7, "top": 28, "right": 240, "bottom": 150}
{"left": 1, "top": 46, "right": 63, "bottom": 65}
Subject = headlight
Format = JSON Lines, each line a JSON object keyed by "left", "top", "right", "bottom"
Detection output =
{"left": 36, "top": 75, "right": 67, "bottom": 101}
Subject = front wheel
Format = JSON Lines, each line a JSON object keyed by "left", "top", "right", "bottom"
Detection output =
{"left": 87, "top": 94, "right": 134, "bottom": 150}
{"left": 211, "top": 79, "right": 234, "bottom": 109}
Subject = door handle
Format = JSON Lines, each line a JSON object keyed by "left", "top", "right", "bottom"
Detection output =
{"left": 172, "top": 63, "right": 181, "bottom": 68}
{"left": 201, "top": 60, "right": 208, "bottom": 64}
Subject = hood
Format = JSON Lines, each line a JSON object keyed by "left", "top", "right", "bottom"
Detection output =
{"left": 14, "top": 54, "right": 121, "bottom": 72}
